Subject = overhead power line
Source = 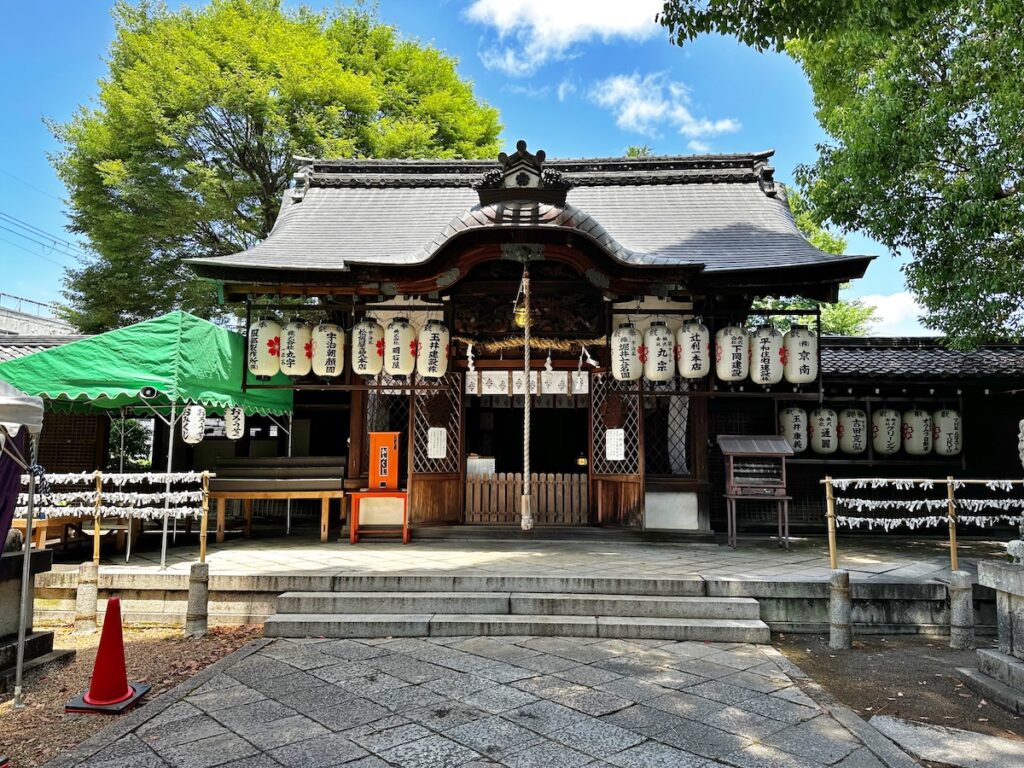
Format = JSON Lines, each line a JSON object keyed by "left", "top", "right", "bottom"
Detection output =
{"left": 0, "top": 210, "right": 88, "bottom": 258}
{"left": 0, "top": 167, "right": 64, "bottom": 202}
{"left": 0, "top": 234, "right": 69, "bottom": 268}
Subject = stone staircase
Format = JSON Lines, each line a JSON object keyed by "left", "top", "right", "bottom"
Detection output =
{"left": 264, "top": 575, "right": 770, "bottom": 643}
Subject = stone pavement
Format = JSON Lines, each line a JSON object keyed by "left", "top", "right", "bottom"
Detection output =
{"left": 51, "top": 635, "right": 913, "bottom": 768}
{"left": 87, "top": 531, "right": 1007, "bottom": 583}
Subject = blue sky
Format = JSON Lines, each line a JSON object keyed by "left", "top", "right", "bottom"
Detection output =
{"left": 0, "top": 0, "right": 926, "bottom": 333}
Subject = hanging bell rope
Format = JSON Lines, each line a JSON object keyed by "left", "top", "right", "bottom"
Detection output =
{"left": 453, "top": 334, "right": 607, "bottom": 353}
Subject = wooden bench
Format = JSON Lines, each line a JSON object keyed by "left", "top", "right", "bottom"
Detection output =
{"left": 208, "top": 489, "right": 345, "bottom": 544}
{"left": 348, "top": 490, "right": 409, "bottom": 544}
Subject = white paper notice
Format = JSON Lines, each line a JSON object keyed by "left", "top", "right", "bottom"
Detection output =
{"left": 606, "top": 429, "right": 625, "bottom": 461}
{"left": 427, "top": 427, "right": 447, "bottom": 459}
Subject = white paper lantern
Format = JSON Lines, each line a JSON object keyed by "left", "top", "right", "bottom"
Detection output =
{"left": 872, "top": 408, "right": 901, "bottom": 455}
{"left": 351, "top": 319, "right": 385, "bottom": 377}
{"left": 181, "top": 405, "right": 206, "bottom": 445}
{"left": 779, "top": 407, "right": 808, "bottom": 453}
{"left": 311, "top": 323, "right": 344, "bottom": 379}
{"left": 224, "top": 405, "right": 245, "bottom": 441}
{"left": 247, "top": 317, "right": 281, "bottom": 380}
{"left": 643, "top": 321, "right": 675, "bottom": 382}
{"left": 384, "top": 317, "right": 417, "bottom": 377}
{"left": 783, "top": 324, "right": 818, "bottom": 384}
{"left": 715, "top": 326, "right": 749, "bottom": 382}
{"left": 280, "top": 319, "right": 312, "bottom": 378}
{"left": 932, "top": 409, "right": 962, "bottom": 456}
{"left": 902, "top": 408, "right": 933, "bottom": 455}
{"left": 677, "top": 320, "right": 709, "bottom": 379}
{"left": 809, "top": 407, "right": 838, "bottom": 454}
{"left": 417, "top": 320, "right": 450, "bottom": 378}
{"left": 610, "top": 323, "right": 642, "bottom": 382}
{"left": 750, "top": 325, "right": 784, "bottom": 385}
{"left": 838, "top": 408, "right": 868, "bottom": 454}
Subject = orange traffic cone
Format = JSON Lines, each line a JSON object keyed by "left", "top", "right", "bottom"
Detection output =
{"left": 65, "top": 597, "right": 150, "bottom": 714}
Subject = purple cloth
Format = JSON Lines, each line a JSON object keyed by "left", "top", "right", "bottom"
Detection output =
{"left": 0, "top": 430, "right": 26, "bottom": 553}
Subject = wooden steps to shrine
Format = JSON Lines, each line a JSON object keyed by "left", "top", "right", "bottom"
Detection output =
{"left": 264, "top": 578, "right": 770, "bottom": 643}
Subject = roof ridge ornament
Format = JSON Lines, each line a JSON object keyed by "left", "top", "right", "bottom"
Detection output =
{"left": 475, "top": 139, "right": 573, "bottom": 205}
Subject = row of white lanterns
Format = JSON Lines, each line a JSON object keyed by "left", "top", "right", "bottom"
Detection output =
{"left": 779, "top": 406, "right": 962, "bottom": 456}
{"left": 610, "top": 321, "right": 818, "bottom": 385}
{"left": 248, "top": 317, "right": 451, "bottom": 380}
{"left": 181, "top": 404, "right": 245, "bottom": 445}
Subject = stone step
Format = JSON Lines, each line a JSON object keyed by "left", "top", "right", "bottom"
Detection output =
{"left": 325, "top": 574, "right": 706, "bottom": 597}
{"left": 977, "top": 647, "right": 1024, "bottom": 692}
{"left": 509, "top": 593, "right": 761, "bottom": 620}
{"left": 276, "top": 591, "right": 510, "bottom": 615}
{"left": 276, "top": 591, "right": 761, "bottom": 620}
{"left": 263, "top": 613, "right": 770, "bottom": 643}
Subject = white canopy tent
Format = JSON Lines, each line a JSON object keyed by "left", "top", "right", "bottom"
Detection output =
{"left": 0, "top": 379, "right": 45, "bottom": 710}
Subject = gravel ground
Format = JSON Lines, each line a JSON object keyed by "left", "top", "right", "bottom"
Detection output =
{"left": 774, "top": 633, "right": 1024, "bottom": 743}
{"left": 0, "top": 624, "right": 262, "bottom": 768}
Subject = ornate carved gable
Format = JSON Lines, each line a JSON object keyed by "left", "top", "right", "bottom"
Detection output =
{"left": 475, "top": 140, "right": 573, "bottom": 205}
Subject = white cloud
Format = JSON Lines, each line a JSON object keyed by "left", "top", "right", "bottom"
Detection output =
{"left": 856, "top": 291, "right": 932, "bottom": 336}
{"left": 465, "top": 0, "right": 663, "bottom": 76}
{"left": 687, "top": 139, "right": 711, "bottom": 153}
{"left": 589, "top": 72, "right": 741, "bottom": 140}
{"left": 557, "top": 79, "right": 577, "bottom": 102}
{"left": 504, "top": 83, "right": 551, "bottom": 99}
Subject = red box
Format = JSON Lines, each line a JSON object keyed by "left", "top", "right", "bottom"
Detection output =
{"left": 369, "top": 432, "right": 400, "bottom": 489}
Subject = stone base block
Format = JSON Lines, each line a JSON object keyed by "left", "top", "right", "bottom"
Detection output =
{"left": 957, "top": 667, "right": 1024, "bottom": 715}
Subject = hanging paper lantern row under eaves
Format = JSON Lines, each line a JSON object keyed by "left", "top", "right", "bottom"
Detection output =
{"left": 249, "top": 317, "right": 451, "bottom": 380}
{"left": 610, "top": 321, "right": 819, "bottom": 385}
{"left": 779, "top": 406, "right": 961, "bottom": 456}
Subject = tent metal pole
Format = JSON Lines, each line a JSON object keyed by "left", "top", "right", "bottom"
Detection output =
{"left": 160, "top": 403, "right": 176, "bottom": 569}
{"left": 120, "top": 409, "right": 131, "bottom": 563}
{"left": 12, "top": 434, "right": 39, "bottom": 710}
{"left": 286, "top": 413, "right": 293, "bottom": 535}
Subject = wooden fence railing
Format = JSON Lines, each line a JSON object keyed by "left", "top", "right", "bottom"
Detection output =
{"left": 466, "top": 472, "right": 589, "bottom": 525}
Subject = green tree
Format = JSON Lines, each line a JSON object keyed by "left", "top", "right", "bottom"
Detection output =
{"left": 52, "top": 0, "right": 501, "bottom": 332}
{"left": 625, "top": 144, "right": 653, "bottom": 157}
{"left": 751, "top": 189, "right": 877, "bottom": 336}
{"left": 658, "top": 1, "right": 1023, "bottom": 346}
{"left": 108, "top": 418, "right": 152, "bottom": 471}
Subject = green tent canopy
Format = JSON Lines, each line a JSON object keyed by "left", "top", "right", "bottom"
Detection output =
{"left": 0, "top": 311, "right": 292, "bottom": 416}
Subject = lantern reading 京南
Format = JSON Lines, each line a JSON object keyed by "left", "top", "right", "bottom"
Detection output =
{"left": 932, "top": 409, "right": 962, "bottom": 456}
{"left": 224, "top": 406, "right": 245, "bottom": 441}
{"left": 677, "top": 320, "right": 709, "bottom": 378}
{"left": 872, "top": 408, "right": 901, "bottom": 455}
{"left": 643, "top": 321, "right": 674, "bottom": 382}
{"left": 779, "top": 407, "right": 808, "bottom": 453}
{"left": 715, "top": 326, "right": 749, "bottom": 382}
{"left": 351, "top": 319, "right": 385, "bottom": 377}
{"left": 809, "top": 407, "right": 838, "bottom": 454}
{"left": 384, "top": 317, "right": 417, "bottom": 377}
{"left": 902, "top": 408, "right": 933, "bottom": 455}
{"left": 750, "top": 324, "right": 784, "bottom": 385}
{"left": 783, "top": 324, "right": 818, "bottom": 384}
{"left": 181, "top": 405, "right": 206, "bottom": 445}
{"left": 610, "top": 323, "right": 642, "bottom": 382}
{"left": 280, "top": 319, "right": 312, "bottom": 378}
{"left": 838, "top": 408, "right": 868, "bottom": 454}
{"left": 417, "top": 320, "right": 450, "bottom": 378}
{"left": 247, "top": 317, "right": 281, "bottom": 380}
{"left": 311, "top": 323, "right": 344, "bottom": 379}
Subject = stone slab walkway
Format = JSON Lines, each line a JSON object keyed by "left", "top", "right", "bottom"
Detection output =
{"left": 48, "top": 635, "right": 914, "bottom": 768}
{"left": 82, "top": 533, "right": 1007, "bottom": 583}
{"left": 870, "top": 715, "right": 1023, "bottom": 768}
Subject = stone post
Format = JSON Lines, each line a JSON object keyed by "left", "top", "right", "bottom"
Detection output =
{"left": 184, "top": 562, "right": 209, "bottom": 638}
{"left": 73, "top": 561, "right": 98, "bottom": 635}
{"left": 829, "top": 569, "right": 852, "bottom": 650}
{"left": 948, "top": 570, "right": 975, "bottom": 650}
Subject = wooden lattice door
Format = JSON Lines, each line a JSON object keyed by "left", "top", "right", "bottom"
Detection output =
{"left": 408, "top": 372, "right": 463, "bottom": 524}
{"left": 590, "top": 372, "right": 644, "bottom": 526}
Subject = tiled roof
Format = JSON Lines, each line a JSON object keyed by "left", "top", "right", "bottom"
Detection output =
{"left": 822, "top": 337, "right": 1024, "bottom": 380}
{"left": 188, "top": 151, "right": 871, "bottom": 278}
{"left": 0, "top": 335, "right": 88, "bottom": 363}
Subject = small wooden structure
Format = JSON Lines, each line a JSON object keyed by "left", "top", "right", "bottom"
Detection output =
{"left": 718, "top": 435, "right": 794, "bottom": 549}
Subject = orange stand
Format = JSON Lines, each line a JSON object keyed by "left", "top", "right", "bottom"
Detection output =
{"left": 349, "top": 490, "right": 408, "bottom": 544}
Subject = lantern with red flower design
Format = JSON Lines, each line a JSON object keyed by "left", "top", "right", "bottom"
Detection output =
{"left": 902, "top": 409, "right": 933, "bottom": 455}
{"left": 384, "top": 317, "right": 417, "bottom": 377}
{"left": 750, "top": 324, "right": 784, "bottom": 385}
{"left": 610, "top": 323, "right": 642, "bottom": 382}
{"left": 838, "top": 408, "right": 867, "bottom": 454}
{"left": 351, "top": 318, "right": 384, "bottom": 377}
{"left": 715, "top": 326, "right": 749, "bottom": 382}
{"left": 280, "top": 319, "right": 312, "bottom": 378}
{"left": 872, "top": 408, "right": 901, "bottom": 455}
{"left": 248, "top": 317, "right": 282, "bottom": 380}
{"left": 417, "top": 320, "right": 450, "bottom": 378}
{"left": 311, "top": 323, "right": 344, "bottom": 379}
{"left": 643, "top": 321, "right": 674, "bottom": 382}
{"left": 932, "top": 409, "right": 962, "bottom": 456}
